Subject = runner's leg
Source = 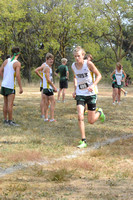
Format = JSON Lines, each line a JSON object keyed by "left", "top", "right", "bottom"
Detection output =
{"left": 3, "top": 96, "right": 8, "bottom": 120}
{"left": 7, "top": 94, "right": 15, "bottom": 120}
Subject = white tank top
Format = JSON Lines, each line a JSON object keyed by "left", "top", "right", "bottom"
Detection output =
{"left": 115, "top": 69, "right": 122, "bottom": 85}
{"left": 1, "top": 58, "right": 18, "bottom": 89}
{"left": 72, "top": 60, "right": 98, "bottom": 96}
{"left": 43, "top": 63, "right": 53, "bottom": 89}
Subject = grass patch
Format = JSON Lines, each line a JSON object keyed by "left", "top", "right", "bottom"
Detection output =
{"left": 0, "top": 83, "right": 133, "bottom": 199}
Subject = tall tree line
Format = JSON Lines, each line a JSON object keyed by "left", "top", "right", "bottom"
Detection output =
{"left": 0, "top": 0, "right": 132, "bottom": 82}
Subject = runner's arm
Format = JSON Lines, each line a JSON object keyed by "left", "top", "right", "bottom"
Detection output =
{"left": 87, "top": 61, "right": 102, "bottom": 91}
{"left": 35, "top": 64, "right": 45, "bottom": 81}
{"left": 71, "top": 66, "right": 77, "bottom": 98}
{"left": 0, "top": 60, "right": 8, "bottom": 78}
{"left": 45, "top": 67, "right": 57, "bottom": 92}
{"left": 15, "top": 62, "right": 23, "bottom": 94}
{"left": 66, "top": 70, "right": 69, "bottom": 80}
{"left": 54, "top": 71, "right": 60, "bottom": 78}
{"left": 110, "top": 71, "right": 115, "bottom": 81}
{"left": 122, "top": 70, "right": 127, "bottom": 81}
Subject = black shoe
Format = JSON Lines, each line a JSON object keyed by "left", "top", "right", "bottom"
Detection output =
{"left": 3, "top": 119, "right": 9, "bottom": 125}
{"left": 8, "top": 120, "right": 20, "bottom": 127}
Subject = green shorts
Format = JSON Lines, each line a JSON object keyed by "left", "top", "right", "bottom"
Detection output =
{"left": 1, "top": 87, "right": 15, "bottom": 96}
{"left": 43, "top": 88, "right": 54, "bottom": 96}
{"left": 76, "top": 95, "right": 97, "bottom": 111}
{"left": 114, "top": 83, "right": 123, "bottom": 89}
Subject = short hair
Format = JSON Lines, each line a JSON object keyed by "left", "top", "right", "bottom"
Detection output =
{"left": 6, "top": 55, "right": 11, "bottom": 59}
{"left": 61, "top": 58, "right": 67, "bottom": 64}
{"left": 116, "top": 62, "right": 122, "bottom": 70}
{"left": 11, "top": 47, "right": 20, "bottom": 55}
{"left": 84, "top": 54, "right": 93, "bottom": 60}
{"left": 87, "top": 54, "right": 93, "bottom": 60}
{"left": 73, "top": 46, "right": 86, "bottom": 56}
{"left": 46, "top": 53, "right": 54, "bottom": 60}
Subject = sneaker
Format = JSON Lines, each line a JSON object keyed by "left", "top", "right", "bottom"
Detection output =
{"left": 41, "top": 115, "right": 44, "bottom": 119}
{"left": 97, "top": 108, "right": 105, "bottom": 122}
{"left": 44, "top": 118, "right": 49, "bottom": 122}
{"left": 8, "top": 121, "right": 20, "bottom": 127}
{"left": 112, "top": 102, "right": 115, "bottom": 105}
{"left": 49, "top": 119, "right": 56, "bottom": 122}
{"left": 124, "top": 91, "right": 127, "bottom": 96}
{"left": 77, "top": 141, "right": 87, "bottom": 148}
{"left": 3, "top": 119, "right": 9, "bottom": 125}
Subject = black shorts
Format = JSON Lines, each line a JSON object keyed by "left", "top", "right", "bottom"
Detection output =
{"left": 1, "top": 87, "right": 15, "bottom": 96}
{"left": 76, "top": 95, "right": 97, "bottom": 111}
{"left": 43, "top": 89, "right": 54, "bottom": 96}
{"left": 40, "top": 87, "right": 43, "bottom": 92}
{"left": 112, "top": 83, "right": 115, "bottom": 88}
{"left": 114, "top": 83, "right": 123, "bottom": 89}
{"left": 59, "top": 80, "right": 68, "bottom": 89}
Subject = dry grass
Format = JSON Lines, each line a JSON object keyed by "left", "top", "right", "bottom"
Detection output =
{"left": 0, "top": 82, "right": 133, "bottom": 199}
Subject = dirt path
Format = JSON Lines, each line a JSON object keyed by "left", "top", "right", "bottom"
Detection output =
{"left": 0, "top": 133, "right": 133, "bottom": 178}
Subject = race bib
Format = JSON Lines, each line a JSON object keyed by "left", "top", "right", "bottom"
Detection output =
{"left": 79, "top": 83, "right": 89, "bottom": 90}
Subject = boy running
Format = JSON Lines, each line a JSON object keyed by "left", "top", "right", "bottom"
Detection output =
{"left": 71, "top": 46, "right": 105, "bottom": 148}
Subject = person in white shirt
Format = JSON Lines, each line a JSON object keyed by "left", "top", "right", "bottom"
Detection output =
{"left": 0, "top": 47, "right": 23, "bottom": 126}
{"left": 35, "top": 53, "right": 57, "bottom": 122}
{"left": 71, "top": 46, "right": 105, "bottom": 148}
{"left": 110, "top": 63, "right": 126, "bottom": 105}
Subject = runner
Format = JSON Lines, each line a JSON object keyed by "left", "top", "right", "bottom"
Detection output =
{"left": 0, "top": 47, "right": 23, "bottom": 126}
{"left": 35, "top": 53, "right": 57, "bottom": 122}
{"left": 71, "top": 46, "right": 105, "bottom": 148}
{"left": 55, "top": 58, "right": 69, "bottom": 102}
{"left": 110, "top": 63, "right": 126, "bottom": 105}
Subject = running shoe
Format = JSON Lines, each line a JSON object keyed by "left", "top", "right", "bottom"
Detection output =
{"left": 124, "top": 91, "right": 127, "bottom": 96}
{"left": 8, "top": 121, "right": 20, "bottom": 127}
{"left": 97, "top": 108, "right": 105, "bottom": 122}
{"left": 44, "top": 118, "right": 49, "bottom": 122}
{"left": 3, "top": 119, "right": 9, "bottom": 125}
{"left": 77, "top": 141, "right": 87, "bottom": 148}
{"left": 49, "top": 119, "right": 56, "bottom": 122}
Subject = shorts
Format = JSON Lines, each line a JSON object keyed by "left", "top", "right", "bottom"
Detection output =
{"left": 40, "top": 87, "right": 43, "bottom": 92}
{"left": 43, "top": 88, "right": 54, "bottom": 96}
{"left": 60, "top": 79, "right": 68, "bottom": 89}
{"left": 76, "top": 95, "right": 97, "bottom": 111}
{"left": 1, "top": 87, "right": 15, "bottom": 96}
{"left": 112, "top": 83, "right": 115, "bottom": 88}
{"left": 114, "top": 83, "right": 123, "bottom": 89}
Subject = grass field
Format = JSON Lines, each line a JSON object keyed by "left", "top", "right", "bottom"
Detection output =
{"left": 0, "top": 82, "right": 133, "bottom": 200}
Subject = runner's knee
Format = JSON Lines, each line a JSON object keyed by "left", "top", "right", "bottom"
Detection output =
{"left": 78, "top": 113, "right": 84, "bottom": 121}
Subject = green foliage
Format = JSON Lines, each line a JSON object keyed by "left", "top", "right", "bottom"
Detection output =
{"left": 0, "top": 0, "right": 132, "bottom": 81}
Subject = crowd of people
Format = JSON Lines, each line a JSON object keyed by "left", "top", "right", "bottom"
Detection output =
{"left": 0, "top": 46, "right": 128, "bottom": 148}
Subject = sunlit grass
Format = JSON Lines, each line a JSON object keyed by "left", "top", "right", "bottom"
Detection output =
{"left": 0, "top": 82, "right": 133, "bottom": 199}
